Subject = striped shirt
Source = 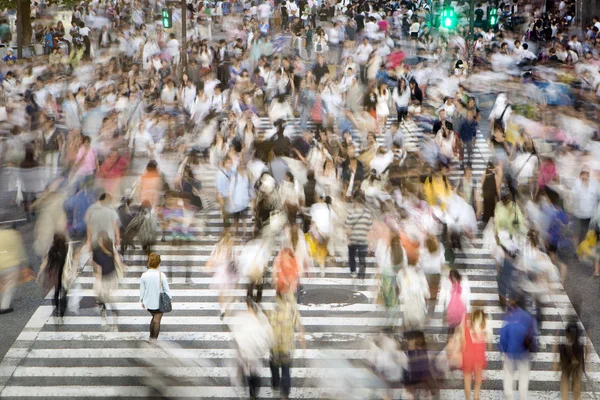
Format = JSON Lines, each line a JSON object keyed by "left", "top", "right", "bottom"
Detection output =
{"left": 345, "top": 207, "right": 373, "bottom": 245}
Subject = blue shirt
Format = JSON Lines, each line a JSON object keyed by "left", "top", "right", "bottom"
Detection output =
{"left": 3, "top": 55, "right": 16, "bottom": 63}
{"left": 545, "top": 206, "right": 569, "bottom": 247}
{"left": 459, "top": 119, "right": 478, "bottom": 142}
{"left": 499, "top": 307, "right": 537, "bottom": 358}
{"left": 216, "top": 167, "right": 233, "bottom": 198}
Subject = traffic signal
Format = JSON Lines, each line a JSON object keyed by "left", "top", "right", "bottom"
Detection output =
{"left": 489, "top": 8, "right": 498, "bottom": 27}
{"left": 162, "top": 8, "right": 172, "bottom": 29}
{"left": 441, "top": 7, "right": 457, "bottom": 29}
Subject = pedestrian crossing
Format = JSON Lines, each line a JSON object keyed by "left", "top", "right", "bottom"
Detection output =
{"left": 1, "top": 117, "right": 598, "bottom": 399}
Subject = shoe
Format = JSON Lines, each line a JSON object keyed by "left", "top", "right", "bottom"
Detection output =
{"left": 110, "top": 325, "right": 119, "bottom": 332}
{"left": 320, "top": 270, "right": 325, "bottom": 278}
{"left": 220, "top": 312, "right": 225, "bottom": 321}
{"left": 350, "top": 272, "right": 358, "bottom": 278}
{"left": 0, "top": 308, "right": 14, "bottom": 315}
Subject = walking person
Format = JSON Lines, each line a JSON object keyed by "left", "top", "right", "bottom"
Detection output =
{"left": 554, "top": 323, "right": 590, "bottom": 400}
{"left": 500, "top": 296, "right": 537, "bottom": 400}
{"left": 36, "top": 234, "right": 72, "bottom": 324}
{"left": 462, "top": 309, "right": 492, "bottom": 400}
{"left": 208, "top": 231, "right": 238, "bottom": 319}
{"left": 232, "top": 298, "right": 273, "bottom": 400}
{"left": 0, "top": 228, "right": 28, "bottom": 315}
{"left": 91, "top": 231, "right": 122, "bottom": 330}
{"left": 140, "top": 253, "right": 172, "bottom": 344}
{"left": 438, "top": 269, "right": 470, "bottom": 336}
{"left": 345, "top": 195, "right": 372, "bottom": 279}
{"left": 269, "top": 293, "right": 306, "bottom": 400}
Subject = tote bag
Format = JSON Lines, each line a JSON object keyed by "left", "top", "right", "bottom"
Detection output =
{"left": 158, "top": 272, "right": 172, "bottom": 313}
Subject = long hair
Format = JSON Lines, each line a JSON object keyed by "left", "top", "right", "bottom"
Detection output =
{"left": 47, "top": 234, "right": 68, "bottom": 271}
{"left": 390, "top": 234, "right": 404, "bottom": 266}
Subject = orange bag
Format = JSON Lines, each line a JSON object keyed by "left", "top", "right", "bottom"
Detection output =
{"left": 400, "top": 232, "right": 420, "bottom": 266}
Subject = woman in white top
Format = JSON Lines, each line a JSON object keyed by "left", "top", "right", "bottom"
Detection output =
{"left": 392, "top": 78, "right": 410, "bottom": 122}
{"left": 376, "top": 82, "right": 391, "bottom": 134}
{"left": 435, "top": 125, "right": 456, "bottom": 167}
{"left": 140, "top": 253, "right": 172, "bottom": 343}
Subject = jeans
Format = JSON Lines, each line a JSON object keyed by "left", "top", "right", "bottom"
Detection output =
{"left": 270, "top": 358, "right": 291, "bottom": 397}
{"left": 460, "top": 138, "right": 474, "bottom": 167}
{"left": 503, "top": 356, "right": 530, "bottom": 400}
{"left": 348, "top": 244, "right": 367, "bottom": 277}
{"left": 396, "top": 106, "right": 408, "bottom": 122}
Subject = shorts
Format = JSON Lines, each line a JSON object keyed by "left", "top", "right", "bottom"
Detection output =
{"left": 148, "top": 309, "right": 161, "bottom": 315}
{"left": 231, "top": 208, "right": 250, "bottom": 219}
{"left": 410, "top": 32, "right": 418, "bottom": 39}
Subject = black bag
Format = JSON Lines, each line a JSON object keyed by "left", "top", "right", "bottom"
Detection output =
{"left": 493, "top": 105, "right": 510, "bottom": 134}
{"left": 158, "top": 272, "right": 172, "bottom": 313}
{"left": 523, "top": 318, "right": 537, "bottom": 353}
{"left": 316, "top": 44, "right": 322, "bottom": 52}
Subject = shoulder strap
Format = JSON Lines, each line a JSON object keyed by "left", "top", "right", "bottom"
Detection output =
{"left": 499, "top": 104, "right": 510, "bottom": 120}
{"left": 159, "top": 271, "right": 164, "bottom": 292}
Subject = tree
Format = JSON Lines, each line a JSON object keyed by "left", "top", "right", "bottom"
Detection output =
{"left": 0, "top": 0, "right": 79, "bottom": 58}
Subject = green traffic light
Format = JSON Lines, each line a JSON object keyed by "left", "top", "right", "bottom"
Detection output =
{"left": 444, "top": 17, "right": 453, "bottom": 27}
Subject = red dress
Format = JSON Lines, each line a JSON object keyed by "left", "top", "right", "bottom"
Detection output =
{"left": 462, "top": 324, "right": 487, "bottom": 373}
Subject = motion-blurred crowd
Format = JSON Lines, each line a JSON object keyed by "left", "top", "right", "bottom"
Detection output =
{"left": 0, "top": 0, "right": 598, "bottom": 398}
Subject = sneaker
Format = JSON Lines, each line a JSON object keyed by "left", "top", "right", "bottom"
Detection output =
{"left": 350, "top": 272, "right": 358, "bottom": 278}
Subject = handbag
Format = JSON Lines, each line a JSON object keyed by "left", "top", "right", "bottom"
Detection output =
{"left": 158, "top": 272, "right": 172, "bottom": 313}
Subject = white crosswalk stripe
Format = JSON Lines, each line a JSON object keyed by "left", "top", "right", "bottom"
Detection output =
{"left": 0, "top": 117, "right": 598, "bottom": 399}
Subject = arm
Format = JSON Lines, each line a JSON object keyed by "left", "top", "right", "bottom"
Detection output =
{"left": 140, "top": 276, "right": 146, "bottom": 309}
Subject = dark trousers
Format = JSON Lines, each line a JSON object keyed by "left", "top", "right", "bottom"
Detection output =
{"left": 247, "top": 374, "right": 261, "bottom": 399}
{"left": 359, "top": 64, "right": 367, "bottom": 84}
{"left": 459, "top": 138, "right": 474, "bottom": 167}
{"left": 247, "top": 282, "right": 264, "bottom": 303}
{"left": 270, "top": 358, "right": 291, "bottom": 397}
{"left": 53, "top": 280, "right": 67, "bottom": 318}
{"left": 348, "top": 244, "right": 367, "bottom": 277}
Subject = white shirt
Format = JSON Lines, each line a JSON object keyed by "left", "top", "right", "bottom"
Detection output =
{"left": 140, "top": 269, "right": 171, "bottom": 310}
{"left": 355, "top": 43, "right": 374, "bottom": 64}
{"left": 571, "top": 179, "right": 600, "bottom": 218}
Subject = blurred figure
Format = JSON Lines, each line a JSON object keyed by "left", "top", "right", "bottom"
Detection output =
{"left": 91, "top": 231, "right": 121, "bottom": 330}
{"left": 232, "top": 298, "right": 273, "bottom": 400}
{"left": 366, "top": 333, "right": 407, "bottom": 400}
{"left": 405, "top": 331, "right": 438, "bottom": 399}
{"left": 71, "top": 135, "right": 98, "bottom": 189}
{"left": 140, "top": 253, "right": 171, "bottom": 343}
{"left": 0, "top": 228, "right": 28, "bottom": 314}
{"left": 438, "top": 269, "right": 469, "bottom": 336}
{"left": 137, "top": 160, "right": 167, "bottom": 208}
{"left": 123, "top": 201, "right": 158, "bottom": 256}
{"left": 97, "top": 149, "right": 129, "bottom": 200}
{"left": 240, "top": 232, "right": 273, "bottom": 303}
{"left": 268, "top": 293, "right": 306, "bottom": 400}
{"left": 500, "top": 297, "right": 537, "bottom": 400}
{"left": 554, "top": 323, "right": 590, "bottom": 400}
{"left": 19, "top": 144, "right": 40, "bottom": 220}
{"left": 208, "top": 231, "right": 238, "bottom": 319}
{"left": 36, "top": 233, "right": 70, "bottom": 323}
